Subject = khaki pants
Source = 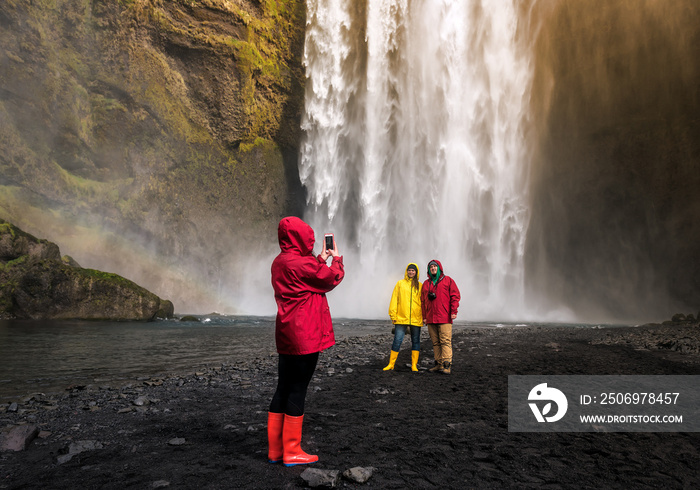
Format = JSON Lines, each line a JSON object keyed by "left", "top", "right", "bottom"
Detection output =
{"left": 427, "top": 323, "right": 453, "bottom": 365}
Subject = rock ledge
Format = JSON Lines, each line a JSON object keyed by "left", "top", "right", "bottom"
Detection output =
{"left": 0, "top": 219, "right": 173, "bottom": 321}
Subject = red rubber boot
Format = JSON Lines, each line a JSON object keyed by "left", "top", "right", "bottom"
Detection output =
{"left": 282, "top": 414, "right": 318, "bottom": 467}
{"left": 267, "top": 412, "right": 284, "bottom": 463}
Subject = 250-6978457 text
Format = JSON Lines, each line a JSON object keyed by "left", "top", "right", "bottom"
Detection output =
{"left": 581, "top": 392, "right": 680, "bottom": 405}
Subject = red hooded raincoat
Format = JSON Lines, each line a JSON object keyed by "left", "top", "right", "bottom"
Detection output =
{"left": 421, "top": 259, "right": 460, "bottom": 324}
{"left": 271, "top": 217, "right": 345, "bottom": 355}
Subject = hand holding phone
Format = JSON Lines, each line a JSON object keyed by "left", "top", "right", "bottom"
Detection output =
{"left": 321, "top": 233, "right": 340, "bottom": 260}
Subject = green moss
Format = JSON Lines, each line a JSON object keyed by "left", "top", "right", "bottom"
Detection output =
{"left": 77, "top": 267, "right": 149, "bottom": 294}
{"left": 0, "top": 222, "right": 16, "bottom": 238}
{"left": 90, "top": 93, "right": 127, "bottom": 116}
{"left": 1, "top": 255, "right": 28, "bottom": 272}
{"left": 0, "top": 219, "right": 44, "bottom": 244}
{"left": 53, "top": 165, "right": 122, "bottom": 204}
{"left": 239, "top": 137, "right": 278, "bottom": 156}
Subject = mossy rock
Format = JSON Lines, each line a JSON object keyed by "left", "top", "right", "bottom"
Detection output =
{"left": 0, "top": 219, "right": 60, "bottom": 263}
{"left": 61, "top": 255, "right": 82, "bottom": 268}
{"left": 0, "top": 219, "right": 174, "bottom": 321}
{"left": 156, "top": 300, "right": 175, "bottom": 319}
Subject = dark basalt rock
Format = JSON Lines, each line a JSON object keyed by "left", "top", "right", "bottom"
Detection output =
{"left": 0, "top": 219, "right": 173, "bottom": 321}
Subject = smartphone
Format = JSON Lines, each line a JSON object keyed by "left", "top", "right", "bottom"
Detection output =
{"left": 324, "top": 234, "right": 334, "bottom": 251}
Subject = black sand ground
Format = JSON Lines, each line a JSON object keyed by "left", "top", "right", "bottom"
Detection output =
{"left": 2, "top": 324, "right": 700, "bottom": 489}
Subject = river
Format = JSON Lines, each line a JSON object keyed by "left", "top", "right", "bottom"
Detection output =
{"left": 0, "top": 316, "right": 394, "bottom": 402}
{"left": 0, "top": 316, "right": 627, "bottom": 403}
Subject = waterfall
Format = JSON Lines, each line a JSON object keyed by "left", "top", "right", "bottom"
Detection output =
{"left": 300, "top": 0, "right": 540, "bottom": 320}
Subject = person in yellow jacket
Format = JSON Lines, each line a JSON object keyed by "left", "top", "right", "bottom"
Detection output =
{"left": 384, "top": 263, "right": 423, "bottom": 371}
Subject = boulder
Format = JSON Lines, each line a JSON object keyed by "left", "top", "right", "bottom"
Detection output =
{"left": 0, "top": 219, "right": 173, "bottom": 321}
{"left": 156, "top": 299, "right": 175, "bottom": 319}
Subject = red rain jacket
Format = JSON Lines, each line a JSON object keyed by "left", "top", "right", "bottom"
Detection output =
{"left": 271, "top": 217, "right": 345, "bottom": 355}
{"left": 421, "top": 259, "right": 460, "bottom": 325}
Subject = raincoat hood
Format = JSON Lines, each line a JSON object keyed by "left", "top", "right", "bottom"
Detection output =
{"left": 427, "top": 259, "right": 444, "bottom": 281}
{"left": 404, "top": 262, "right": 420, "bottom": 280}
{"left": 278, "top": 216, "right": 315, "bottom": 256}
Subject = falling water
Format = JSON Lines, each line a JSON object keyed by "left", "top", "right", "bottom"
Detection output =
{"left": 300, "top": 0, "right": 541, "bottom": 320}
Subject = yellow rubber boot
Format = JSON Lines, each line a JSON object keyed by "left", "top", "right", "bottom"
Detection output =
{"left": 411, "top": 351, "right": 419, "bottom": 371}
{"left": 383, "top": 350, "right": 399, "bottom": 370}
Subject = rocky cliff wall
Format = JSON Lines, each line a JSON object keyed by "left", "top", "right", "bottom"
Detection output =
{"left": 527, "top": 0, "right": 700, "bottom": 320}
{"left": 0, "top": 0, "right": 306, "bottom": 312}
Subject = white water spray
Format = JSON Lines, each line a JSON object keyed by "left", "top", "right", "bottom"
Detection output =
{"left": 300, "top": 0, "right": 540, "bottom": 320}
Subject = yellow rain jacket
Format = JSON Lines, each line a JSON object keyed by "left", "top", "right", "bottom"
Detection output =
{"left": 388, "top": 263, "right": 423, "bottom": 327}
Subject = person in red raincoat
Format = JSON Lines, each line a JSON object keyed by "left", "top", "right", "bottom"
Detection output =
{"left": 421, "top": 259, "right": 460, "bottom": 375}
{"left": 267, "top": 216, "right": 344, "bottom": 466}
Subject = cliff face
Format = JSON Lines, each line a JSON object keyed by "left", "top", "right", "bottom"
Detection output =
{"left": 527, "top": 0, "right": 700, "bottom": 320}
{"left": 0, "top": 0, "right": 306, "bottom": 312}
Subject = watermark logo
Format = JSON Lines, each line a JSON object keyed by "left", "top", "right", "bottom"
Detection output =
{"left": 528, "top": 383, "right": 568, "bottom": 422}
{"left": 510, "top": 375, "right": 700, "bottom": 432}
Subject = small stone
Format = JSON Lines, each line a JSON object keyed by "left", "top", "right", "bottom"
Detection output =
{"left": 56, "top": 440, "right": 103, "bottom": 464}
{"left": 370, "top": 387, "right": 390, "bottom": 395}
{"left": 343, "top": 466, "right": 376, "bottom": 484}
{"left": 133, "top": 396, "right": 149, "bottom": 406}
{"left": 300, "top": 468, "right": 341, "bottom": 488}
{"left": 473, "top": 451, "right": 492, "bottom": 461}
{"left": 152, "top": 481, "right": 170, "bottom": 488}
{"left": 70, "top": 440, "right": 103, "bottom": 453}
{"left": 56, "top": 454, "right": 73, "bottom": 465}
{"left": 0, "top": 424, "right": 39, "bottom": 452}
{"left": 167, "top": 438, "right": 186, "bottom": 446}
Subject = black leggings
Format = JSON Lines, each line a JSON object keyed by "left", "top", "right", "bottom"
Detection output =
{"left": 269, "top": 352, "right": 319, "bottom": 417}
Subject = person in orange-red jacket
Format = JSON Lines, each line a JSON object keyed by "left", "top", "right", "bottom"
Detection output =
{"left": 267, "top": 216, "right": 344, "bottom": 467}
{"left": 421, "top": 259, "right": 460, "bottom": 374}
